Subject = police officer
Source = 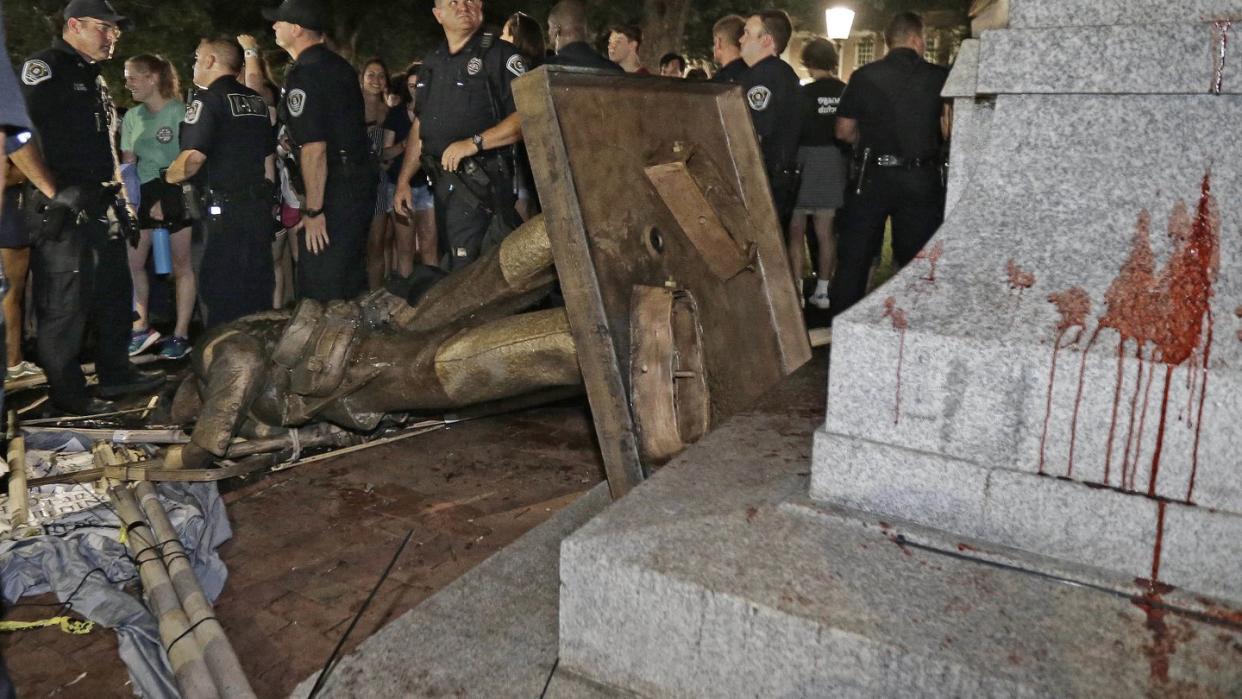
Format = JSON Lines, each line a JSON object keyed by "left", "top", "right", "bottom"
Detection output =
{"left": 1, "top": 3, "right": 33, "bottom": 424}
{"left": 394, "top": 0, "right": 527, "bottom": 272}
{"left": 546, "top": 0, "right": 623, "bottom": 73}
{"left": 9, "top": 0, "right": 163, "bottom": 415}
{"left": 739, "top": 10, "right": 803, "bottom": 232}
{"left": 830, "top": 12, "right": 950, "bottom": 317}
{"left": 265, "top": 0, "right": 375, "bottom": 301}
{"left": 710, "top": 15, "right": 747, "bottom": 84}
{"left": 165, "top": 38, "right": 276, "bottom": 327}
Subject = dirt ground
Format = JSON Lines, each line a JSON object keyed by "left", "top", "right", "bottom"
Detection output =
{"left": 0, "top": 398, "right": 606, "bottom": 697}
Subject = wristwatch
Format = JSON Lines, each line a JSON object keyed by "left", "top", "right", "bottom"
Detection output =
{"left": 472, "top": 133, "right": 484, "bottom": 153}
{"left": 304, "top": 206, "right": 324, "bottom": 218}
{"left": 244, "top": 48, "right": 259, "bottom": 59}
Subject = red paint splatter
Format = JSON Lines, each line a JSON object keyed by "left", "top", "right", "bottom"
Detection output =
{"left": 882, "top": 297, "right": 909, "bottom": 425}
{"left": 1006, "top": 259, "right": 1035, "bottom": 291}
{"left": 1044, "top": 171, "right": 1219, "bottom": 499}
{"left": 1212, "top": 20, "right": 1233, "bottom": 94}
{"left": 916, "top": 240, "right": 944, "bottom": 282}
{"left": 955, "top": 543, "right": 980, "bottom": 553}
{"left": 745, "top": 506, "right": 758, "bottom": 522}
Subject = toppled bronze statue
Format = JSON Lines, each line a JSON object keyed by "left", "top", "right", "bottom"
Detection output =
{"left": 174, "top": 215, "right": 582, "bottom": 468}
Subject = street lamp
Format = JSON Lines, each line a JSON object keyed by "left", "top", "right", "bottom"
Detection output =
{"left": 825, "top": 7, "right": 855, "bottom": 41}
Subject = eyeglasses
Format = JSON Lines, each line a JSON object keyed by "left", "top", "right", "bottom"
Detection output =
{"left": 79, "top": 18, "right": 122, "bottom": 38}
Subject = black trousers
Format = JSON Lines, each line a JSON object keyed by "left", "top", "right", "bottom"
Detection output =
{"left": 830, "top": 168, "right": 944, "bottom": 318}
{"left": 297, "top": 170, "right": 375, "bottom": 302}
{"left": 199, "top": 199, "right": 275, "bottom": 328}
{"left": 431, "top": 157, "right": 519, "bottom": 272}
{"left": 32, "top": 219, "right": 133, "bottom": 407}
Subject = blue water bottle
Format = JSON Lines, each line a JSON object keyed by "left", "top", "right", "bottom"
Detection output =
{"left": 152, "top": 227, "right": 172, "bottom": 275}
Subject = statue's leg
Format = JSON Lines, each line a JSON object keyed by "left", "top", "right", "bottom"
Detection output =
{"left": 394, "top": 214, "right": 555, "bottom": 333}
{"left": 433, "top": 307, "right": 581, "bottom": 405}
{"left": 183, "top": 329, "right": 268, "bottom": 467}
{"left": 344, "top": 306, "right": 581, "bottom": 417}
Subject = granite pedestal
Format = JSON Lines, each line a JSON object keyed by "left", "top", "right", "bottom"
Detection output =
{"left": 815, "top": 2, "right": 1242, "bottom": 604}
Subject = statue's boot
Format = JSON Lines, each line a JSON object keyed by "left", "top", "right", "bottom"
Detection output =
{"left": 394, "top": 214, "right": 556, "bottom": 333}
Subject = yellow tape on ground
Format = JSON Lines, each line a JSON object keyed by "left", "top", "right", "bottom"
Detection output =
{"left": 0, "top": 616, "right": 94, "bottom": 635}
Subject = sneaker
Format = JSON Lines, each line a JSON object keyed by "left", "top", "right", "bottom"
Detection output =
{"left": 129, "top": 328, "right": 162, "bottom": 356}
{"left": 158, "top": 336, "right": 191, "bottom": 360}
{"left": 808, "top": 291, "right": 831, "bottom": 310}
{"left": 6, "top": 361, "right": 42, "bottom": 380}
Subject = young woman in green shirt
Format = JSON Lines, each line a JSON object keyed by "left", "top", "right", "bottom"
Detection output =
{"left": 121, "top": 54, "right": 195, "bottom": 360}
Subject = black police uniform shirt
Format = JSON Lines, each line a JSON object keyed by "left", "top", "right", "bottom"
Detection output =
{"left": 0, "top": 11, "right": 31, "bottom": 152}
{"left": 798, "top": 77, "right": 846, "bottom": 148}
{"left": 712, "top": 58, "right": 747, "bottom": 84}
{"left": 19, "top": 37, "right": 117, "bottom": 185}
{"left": 414, "top": 29, "right": 527, "bottom": 159}
{"left": 545, "top": 42, "right": 622, "bottom": 73}
{"left": 836, "top": 47, "right": 949, "bottom": 160}
{"left": 740, "top": 55, "right": 802, "bottom": 175}
{"left": 179, "top": 75, "right": 275, "bottom": 191}
{"left": 280, "top": 43, "right": 369, "bottom": 163}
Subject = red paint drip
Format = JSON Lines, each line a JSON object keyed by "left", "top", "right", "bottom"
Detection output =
{"left": 1147, "top": 365, "right": 1176, "bottom": 496}
{"left": 1134, "top": 499, "right": 1175, "bottom": 687}
{"left": 1040, "top": 288, "right": 1090, "bottom": 474}
{"left": 1151, "top": 500, "right": 1168, "bottom": 583}
{"left": 1212, "top": 20, "right": 1233, "bottom": 94}
{"left": 1102, "top": 343, "right": 1126, "bottom": 486}
{"left": 882, "top": 297, "right": 909, "bottom": 425}
{"left": 916, "top": 240, "right": 944, "bottom": 282}
{"left": 1187, "top": 315, "right": 1213, "bottom": 502}
{"left": 1006, "top": 259, "right": 1035, "bottom": 291}
{"left": 1130, "top": 357, "right": 1157, "bottom": 491}
{"left": 1066, "top": 328, "right": 1101, "bottom": 477}
{"left": 1119, "top": 345, "right": 1145, "bottom": 490}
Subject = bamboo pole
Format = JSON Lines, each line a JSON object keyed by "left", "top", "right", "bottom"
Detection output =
{"left": 7, "top": 411, "right": 27, "bottom": 526}
{"left": 134, "top": 482, "right": 256, "bottom": 698}
{"left": 110, "top": 485, "right": 220, "bottom": 699}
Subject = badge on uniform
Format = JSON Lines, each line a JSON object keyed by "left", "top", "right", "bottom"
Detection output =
{"left": 506, "top": 55, "right": 526, "bottom": 77}
{"left": 21, "top": 60, "right": 52, "bottom": 86}
{"left": 156, "top": 126, "right": 174, "bottom": 144}
{"left": 184, "top": 100, "right": 204, "bottom": 125}
{"left": 467, "top": 57, "right": 483, "bottom": 76}
{"left": 747, "top": 85, "right": 772, "bottom": 112}
{"left": 287, "top": 88, "right": 307, "bottom": 117}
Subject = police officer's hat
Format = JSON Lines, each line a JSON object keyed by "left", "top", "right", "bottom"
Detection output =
{"left": 63, "top": 0, "right": 134, "bottom": 32}
{"left": 261, "top": 0, "right": 329, "bottom": 32}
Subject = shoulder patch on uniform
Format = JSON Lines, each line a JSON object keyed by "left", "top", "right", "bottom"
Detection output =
{"left": 184, "top": 99, "right": 204, "bottom": 125}
{"left": 467, "top": 57, "right": 483, "bottom": 76}
{"left": 746, "top": 85, "right": 771, "bottom": 111}
{"left": 21, "top": 60, "right": 52, "bottom": 86}
{"left": 287, "top": 88, "right": 306, "bottom": 117}
{"left": 506, "top": 54, "right": 526, "bottom": 77}
{"left": 228, "top": 93, "right": 269, "bottom": 118}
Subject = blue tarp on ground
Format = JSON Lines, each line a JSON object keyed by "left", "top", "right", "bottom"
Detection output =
{"left": 1, "top": 431, "right": 232, "bottom": 698}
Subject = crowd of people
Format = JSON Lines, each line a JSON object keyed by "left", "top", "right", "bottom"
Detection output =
{"left": 0, "top": 0, "right": 951, "bottom": 417}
